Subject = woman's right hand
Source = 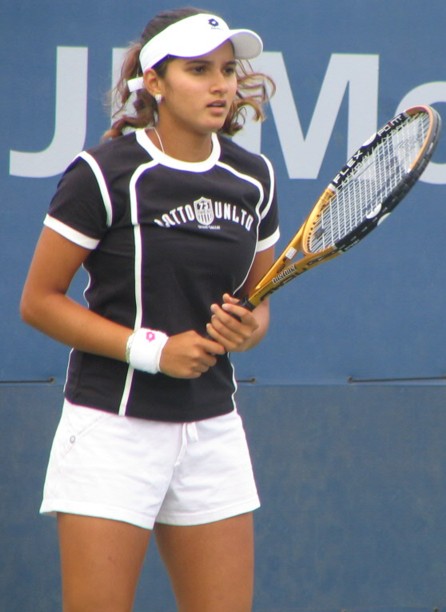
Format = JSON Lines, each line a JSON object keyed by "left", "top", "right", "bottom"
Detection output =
{"left": 159, "top": 331, "right": 225, "bottom": 379}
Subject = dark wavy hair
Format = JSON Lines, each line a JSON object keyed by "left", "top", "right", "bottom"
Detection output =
{"left": 103, "top": 6, "right": 275, "bottom": 140}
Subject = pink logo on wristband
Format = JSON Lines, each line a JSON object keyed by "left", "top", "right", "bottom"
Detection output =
{"left": 145, "top": 331, "right": 156, "bottom": 342}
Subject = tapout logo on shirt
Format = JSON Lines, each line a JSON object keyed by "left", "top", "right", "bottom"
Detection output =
{"left": 153, "top": 197, "right": 255, "bottom": 231}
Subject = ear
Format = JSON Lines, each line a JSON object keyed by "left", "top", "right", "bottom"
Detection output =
{"left": 143, "top": 69, "right": 163, "bottom": 98}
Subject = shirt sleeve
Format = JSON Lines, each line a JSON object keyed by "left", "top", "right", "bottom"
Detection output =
{"left": 256, "top": 154, "right": 280, "bottom": 252}
{"left": 43, "top": 156, "right": 109, "bottom": 250}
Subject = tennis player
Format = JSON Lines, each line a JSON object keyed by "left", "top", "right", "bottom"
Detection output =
{"left": 21, "top": 7, "right": 279, "bottom": 611}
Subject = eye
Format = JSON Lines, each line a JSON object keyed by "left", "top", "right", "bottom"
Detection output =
{"left": 190, "top": 64, "right": 207, "bottom": 74}
{"left": 224, "top": 65, "right": 237, "bottom": 76}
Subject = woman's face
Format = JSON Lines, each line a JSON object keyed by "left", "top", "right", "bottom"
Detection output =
{"left": 155, "top": 41, "right": 238, "bottom": 137}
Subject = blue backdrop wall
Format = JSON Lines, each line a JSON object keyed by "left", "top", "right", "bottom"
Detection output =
{"left": 1, "top": 1, "right": 446, "bottom": 610}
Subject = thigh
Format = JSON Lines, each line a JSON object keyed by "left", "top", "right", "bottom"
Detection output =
{"left": 57, "top": 513, "right": 151, "bottom": 612}
{"left": 155, "top": 512, "right": 254, "bottom": 612}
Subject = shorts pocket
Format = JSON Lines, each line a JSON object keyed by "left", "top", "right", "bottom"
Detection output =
{"left": 53, "top": 401, "right": 113, "bottom": 460}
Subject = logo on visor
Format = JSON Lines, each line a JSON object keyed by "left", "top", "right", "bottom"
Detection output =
{"left": 208, "top": 18, "right": 220, "bottom": 28}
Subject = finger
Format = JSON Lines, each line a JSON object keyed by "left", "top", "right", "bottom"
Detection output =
{"left": 209, "top": 310, "right": 244, "bottom": 342}
{"left": 206, "top": 323, "right": 237, "bottom": 352}
{"left": 221, "top": 302, "right": 252, "bottom": 323}
{"left": 199, "top": 336, "right": 226, "bottom": 355}
{"left": 206, "top": 318, "right": 248, "bottom": 351}
{"left": 213, "top": 303, "right": 258, "bottom": 335}
{"left": 222, "top": 293, "right": 239, "bottom": 305}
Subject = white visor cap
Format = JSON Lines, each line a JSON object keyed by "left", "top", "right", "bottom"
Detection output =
{"left": 128, "top": 13, "right": 263, "bottom": 92}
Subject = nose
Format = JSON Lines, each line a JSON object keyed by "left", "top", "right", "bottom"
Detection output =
{"left": 210, "top": 70, "right": 229, "bottom": 94}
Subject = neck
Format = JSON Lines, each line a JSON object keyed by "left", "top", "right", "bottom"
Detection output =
{"left": 148, "top": 126, "right": 213, "bottom": 162}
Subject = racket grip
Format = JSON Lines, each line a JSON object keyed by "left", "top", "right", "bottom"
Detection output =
{"left": 238, "top": 296, "right": 256, "bottom": 311}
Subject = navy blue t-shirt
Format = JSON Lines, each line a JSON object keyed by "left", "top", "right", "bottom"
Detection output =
{"left": 45, "top": 129, "right": 280, "bottom": 421}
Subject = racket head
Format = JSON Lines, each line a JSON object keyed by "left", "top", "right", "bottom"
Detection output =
{"left": 302, "top": 104, "right": 442, "bottom": 257}
{"left": 245, "top": 105, "right": 441, "bottom": 310}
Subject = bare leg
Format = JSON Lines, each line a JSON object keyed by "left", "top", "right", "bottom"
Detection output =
{"left": 57, "top": 513, "right": 151, "bottom": 612}
{"left": 155, "top": 512, "right": 255, "bottom": 612}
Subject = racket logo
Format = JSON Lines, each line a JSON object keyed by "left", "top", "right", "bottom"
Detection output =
{"left": 332, "top": 148, "right": 368, "bottom": 188}
{"left": 332, "top": 113, "right": 408, "bottom": 190}
{"left": 272, "top": 267, "right": 298, "bottom": 284}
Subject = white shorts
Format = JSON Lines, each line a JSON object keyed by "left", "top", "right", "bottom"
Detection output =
{"left": 40, "top": 400, "right": 260, "bottom": 529}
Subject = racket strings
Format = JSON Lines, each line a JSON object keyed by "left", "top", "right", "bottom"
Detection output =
{"left": 308, "top": 112, "right": 430, "bottom": 252}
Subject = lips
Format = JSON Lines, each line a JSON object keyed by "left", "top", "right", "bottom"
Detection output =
{"left": 207, "top": 100, "right": 226, "bottom": 108}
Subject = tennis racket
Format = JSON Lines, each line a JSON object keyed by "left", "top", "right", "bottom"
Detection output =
{"left": 240, "top": 104, "right": 441, "bottom": 310}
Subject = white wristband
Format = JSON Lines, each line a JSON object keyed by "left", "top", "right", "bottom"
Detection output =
{"left": 125, "top": 328, "right": 169, "bottom": 374}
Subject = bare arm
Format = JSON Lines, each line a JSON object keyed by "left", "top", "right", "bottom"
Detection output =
{"left": 206, "top": 246, "right": 275, "bottom": 353}
{"left": 20, "top": 227, "right": 225, "bottom": 378}
{"left": 20, "top": 227, "right": 131, "bottom": 360}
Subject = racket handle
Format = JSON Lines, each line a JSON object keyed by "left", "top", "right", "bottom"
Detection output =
{"left": 238, "top": 296, "right": 256, "bottom": 311}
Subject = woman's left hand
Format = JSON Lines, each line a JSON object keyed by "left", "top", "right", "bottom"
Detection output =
{"left": 206, "top": 293, "right": 260, "bottom": 353}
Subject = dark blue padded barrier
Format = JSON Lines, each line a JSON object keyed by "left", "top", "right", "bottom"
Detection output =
{"left": 1, "top": 382, "right": 445, "bottom": 611}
